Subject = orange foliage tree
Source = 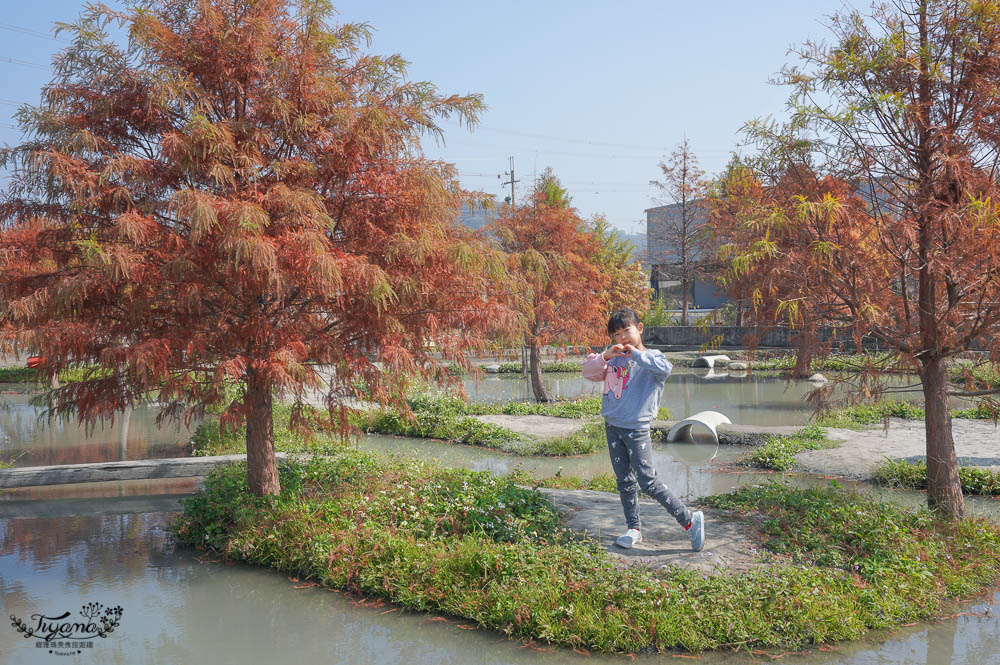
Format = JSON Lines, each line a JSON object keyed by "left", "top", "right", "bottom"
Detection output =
{"left": 709, "top": 0, "right": 1000, "bottom": 519}
{"left": 492, "top": 172, "right": 648, "bottom": 402}
{"left": 0, "top": 0, "right": 518, "bottom": 495}
{"left": 710, "top": 161, "right": 858, "bottom": 378}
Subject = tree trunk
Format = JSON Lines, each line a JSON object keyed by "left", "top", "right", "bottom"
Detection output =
{"left": 681, "top": 277, "right": 690, "bottom": 326}
{"left": 118, "top": 407, "right": 132, "bottom": 462}
{"left": 528, "top": 341, "right": 553, "bottom": 402}
{"left": 245, "top": 370, "right": 280, "bottom": 496}
{"left": 792, "top": 331, "right": 815, "bottom": 379}
{"left": 922, "top": 356, "right": 965, "bottom": 518}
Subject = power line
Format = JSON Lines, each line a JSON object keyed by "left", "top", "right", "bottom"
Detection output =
{"left": 1, "top": 57, "right": 49, "bottom": 70}
{"left": 0, "top": 22, "right": 70, "bottom": 43}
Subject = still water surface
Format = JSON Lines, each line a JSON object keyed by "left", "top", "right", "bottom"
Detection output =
{"left": 0, "top": 392, "right": 193, "bottom": 468}
{"left": 461, "top": 369, "right": 960, "bottom": 427}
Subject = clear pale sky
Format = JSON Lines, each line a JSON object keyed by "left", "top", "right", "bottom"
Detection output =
{"left": 0, "top": 0, "right": 852, "bottom": 234}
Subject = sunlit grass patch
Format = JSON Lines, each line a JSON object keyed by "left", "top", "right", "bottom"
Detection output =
{"left": 814, "top": 401, "right": 995, "bottom": 428}
{"left": 507, "top": 468, "right": 619, "bottom": 493}
{"left": 190, "top": 394, "right": 612, "bottom": 457}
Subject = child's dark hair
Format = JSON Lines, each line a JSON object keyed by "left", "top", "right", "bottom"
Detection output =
{"left": 607, "top": 308, "right": 641, "bottom": 336}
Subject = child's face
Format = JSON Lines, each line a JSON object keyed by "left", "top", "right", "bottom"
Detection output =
{"left": 611, "top": 322, "right": 643, "bottom": 348}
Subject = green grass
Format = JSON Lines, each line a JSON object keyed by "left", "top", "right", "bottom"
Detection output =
{"left": 0, "top": 364, "right": 110, "bottom": 385}
{"left": 873, "top": 459, "right": 1000, "bottom": 496}
{"left": 741, "top": 353, "right": 903, "bottom": 373}
{"left": 949, "top": 363, "right": 1000, "bottom": 389}
{"left": 0, "top": 367, "right": 41, "bottom": 383}
{"left": 742, "top": 426, "right": 839, "bottom": 472}
{"left": 189, "top": 402, "right": 350, "bottom": 457}
{"left": 442, "top": 360, "right": 587, "bottom": 375}
{"left": 405, "top": 393, "right": 605, "bottom": 419}
{"left": 507, "top": 468, "right": 619, "bottom": 493}
{"left": 174, "top": 457, "right": 1000, "bottom": 654}
{"left": 814, "top": 401, "right": 996, "bottom": 429}
{"left": 354, "top": 408, "right": 525, "bottom": 451}
{"left": 493, "top": 360, "right": 586, "bottom": 374}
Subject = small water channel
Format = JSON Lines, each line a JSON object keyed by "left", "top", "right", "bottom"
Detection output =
{"left": 0, "top": 370, "right": 953, "bottom": 468}
{"left": 460, "top": 368, "right": 963, "bottom": 428}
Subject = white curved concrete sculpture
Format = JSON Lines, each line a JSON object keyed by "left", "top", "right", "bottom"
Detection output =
{"left": 690, "top": 355, "right": 731, "bottom": 369}
{"left": 666, "top": 410, "right": 732, "bottom": 446}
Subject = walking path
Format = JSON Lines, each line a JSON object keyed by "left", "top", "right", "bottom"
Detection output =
{"left": 797, "top": 418, "right": 1000, "bottom": 477}
{"left": 538, "top": 487, "right": 764, "bottom": 575}
{"left": 502, "top": 416, "right": 1000, "bottom": 576}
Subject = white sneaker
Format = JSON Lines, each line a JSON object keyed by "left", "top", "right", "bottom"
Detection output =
{"left": 688, "top": 511, "right": 705, "bottom": 552}
{"left": 615, "top": 528, "right": 642, "bottom": 549}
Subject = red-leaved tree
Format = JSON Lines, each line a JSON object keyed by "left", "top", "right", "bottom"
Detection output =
{"left": 710, "top": 0, "right": 1000, "bottom": 519}
{"left": 492, "top": 171, "right": 648, "bottom": 401}
{"left": 0, "top": 0, "right": 519, "bottom": 495}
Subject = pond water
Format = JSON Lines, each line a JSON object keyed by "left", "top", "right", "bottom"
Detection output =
{"left": 0, "top": 370, "right": 967, "bottom": 469}
{"left": 3, "top": 378, "right": 999, "bottom": 664}
{"left": 460, "top": 369, "right": 963, "bottom": 428}
{"left": 0, "top": 391, "right": 193, "bottom": 468}
{"left": 1, "top": 480, "right": 997, "bottom": 665}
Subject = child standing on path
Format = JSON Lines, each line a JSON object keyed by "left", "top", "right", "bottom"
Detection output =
{"left": 582, "top": 308, "right": 705, "bottom": 551}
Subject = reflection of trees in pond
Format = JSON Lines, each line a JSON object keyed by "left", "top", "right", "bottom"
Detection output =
{"left": 155, "top": 561, "right": 518, "bottom": 665}
{"left": 0, "top": 395, "right": 193, "bottom": 467}
{"left": 4, "top": 478, "right": 198, "bottom": 503}
{"left": 1, "top": 513, "right": 178, "bottom": 588}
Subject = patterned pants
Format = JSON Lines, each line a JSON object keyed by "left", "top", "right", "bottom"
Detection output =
{"left": 605, "top": 422, "right": 692, "bottom": 530}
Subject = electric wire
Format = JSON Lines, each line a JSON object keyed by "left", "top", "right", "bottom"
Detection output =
{"left": 1, "top": 57, "right": 49, "bottom": 70}
{"left": 0, "top": 22, "right": 69, "bottom": 43}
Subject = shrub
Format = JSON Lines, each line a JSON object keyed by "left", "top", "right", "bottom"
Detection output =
{"left": 743, "top": 426, "right": 837, "bottom": 472}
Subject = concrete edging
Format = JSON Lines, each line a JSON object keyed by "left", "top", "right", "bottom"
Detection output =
{"left": 0, "top": 454, "right": 290, "bottom": 489}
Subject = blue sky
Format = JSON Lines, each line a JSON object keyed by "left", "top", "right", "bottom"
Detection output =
{"left": 0, "top": 0, "right": 851, "bottom": 234}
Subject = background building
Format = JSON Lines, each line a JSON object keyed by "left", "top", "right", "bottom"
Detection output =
{"left": 645, "top": 202, "right": 727, "bottom": 309}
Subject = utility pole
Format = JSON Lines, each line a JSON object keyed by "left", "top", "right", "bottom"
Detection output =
{"left": 499, "top": 157, "right": 527, "bottom": 381}
{"left": 499, "top": 156, "right": 518, "bottom": 206}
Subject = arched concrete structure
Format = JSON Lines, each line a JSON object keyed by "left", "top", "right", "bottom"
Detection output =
{"left": 666, "top": 410, "right": 732, "bottom": 446}
{"left": 690, "top": 355, "right": 731, "bottom": 369}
